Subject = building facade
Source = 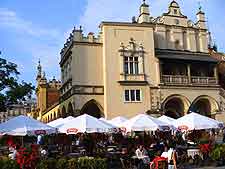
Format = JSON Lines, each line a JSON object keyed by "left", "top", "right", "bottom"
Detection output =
{"left": 40, "top": 1, "right": 225, "bottom": 123}
{"left": 28, "top": 60, "right": 62, "bottom": 121}
{"left": 0, "top": 103, "right": 32, "bottom": 123}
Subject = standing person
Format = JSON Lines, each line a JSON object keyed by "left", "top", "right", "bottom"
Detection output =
{"left": 37, "top": 134, "right": 43, "bottom": 145}
{"left": 135, "top": 145, "right": 150, "bottom": 169}
{"left": 167, "top": 147, "right": 177, "bottom": 169}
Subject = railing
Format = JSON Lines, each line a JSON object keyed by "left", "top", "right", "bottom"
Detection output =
{"left": 120, "top": 74, "right": 146, "bottom": 81}
{"left": 161, "top": 75, "right": 188, "bottom": 84}
{"left": 191, "top": 76, "right": 217, "bottom": 85}
{"left": 161, "top": 75, "right": 218, "bottom": 85}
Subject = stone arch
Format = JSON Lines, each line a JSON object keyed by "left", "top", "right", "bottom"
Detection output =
{"left": 189, "top": 95, "right": 219, "bottom": 117}
{"left": 57, "top": 109, "right": 61, "bottom": 118}
{"left": 54, "top": 112, "right": 56, "bottom": 120}
{"left": 50, "top": 114, "right": 53, "bottom": 122}
{"left": 61, "top": 106, "right": 67, "bottom": 118}
{"left": 67, "top": 102, "right": 74, "bottom": 117}
{"left": 80, "top": 99, "right": 104, "bottom": 118}
{"left": 162, "top": 94, "right": 191, "bottom": 119}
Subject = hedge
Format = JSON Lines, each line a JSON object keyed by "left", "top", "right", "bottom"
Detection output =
{"left": 36, "top": 156, "right": 107, "bottom": 169}
{"left": 0, "top": 157, "right": 20, "bottom": 169}
{"left": 0, "top": 156, "right": 107, "bottom": 169}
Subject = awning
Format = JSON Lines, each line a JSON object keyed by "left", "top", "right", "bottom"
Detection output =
{"left": 156, "top": 49, "right": 218, "bottom": 63}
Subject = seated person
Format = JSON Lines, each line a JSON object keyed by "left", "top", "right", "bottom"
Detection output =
{"left": 8, "top": 145, "right": 19, "bottom": 160}
{"left": 135, "top": 145, "right": 150, "bottom": 168}
{"left": 40, "top": 146, "right": 48, "bottom": 158}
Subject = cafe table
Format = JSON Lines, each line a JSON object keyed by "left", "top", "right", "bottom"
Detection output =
{"left": 187, "top": 148, "right": 203, "bottom": 159}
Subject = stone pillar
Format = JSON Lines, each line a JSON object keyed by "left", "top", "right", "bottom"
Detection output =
{"left": 159, "top": 62, "right": 163, "bottom": 83}
{"left": 183, "top": 31, "right": 187, "bottom": 50}
{"left": 139, "top": 55, "right": 144, "bottom": 74}
{"left": 169, "top": 30, "right": 175, "bottom": 49}
{"left": 196, "top": 31, "right": 200, "bottom": 52}
{"left": 214, "top": 66, "right": 218, "bottom": 84}
{"left": 186, "top": 31, "right": 191, "bottom": 51}
{"left": 187, "top": 64, "right": 191, "bottom": 83}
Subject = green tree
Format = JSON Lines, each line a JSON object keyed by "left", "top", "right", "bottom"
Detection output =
{"left": 0, "top": 56, "right": 34, "bottom": 112}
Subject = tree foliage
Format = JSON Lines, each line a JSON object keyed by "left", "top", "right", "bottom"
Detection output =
{"left": 0, "top": 57, "right": 34, "bottom": 112}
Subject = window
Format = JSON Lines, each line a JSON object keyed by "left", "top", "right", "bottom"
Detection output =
{"left": 175, "top": 40, "right": 180, "bottom": 49}
{"left": 125, "top": 90, "right": 130, "bottom": 101}
{"left": 124, "top": 89, "right": 142, "bottom": 102}
{"left": 175, "top": 19, "right": 179, "bottom": 25}
{"left": 174, "top": 9, "right": 178, "bottom": 15}
{"left": 124, "top": 56, "right": 139, "bottom": 74}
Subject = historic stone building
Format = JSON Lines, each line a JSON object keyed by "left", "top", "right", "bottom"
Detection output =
{"left": 0, "top": 103, "right": 32, "bottom": 123}
{"left": 39, "top": 0, "right": 225, "bottom": 123}
{"left": 28, "top": 60, "right": 61, "bottom": 121}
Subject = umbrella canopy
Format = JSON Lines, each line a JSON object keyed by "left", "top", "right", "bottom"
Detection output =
{"left": 158, "top": 115, "right": 176, "bottom": 125}
{"left": 109, "top": 116, "right": 128, "bottom": 127}
{"left": 59, "top": 114, "right": 116, "bottom": 134}
{"left": 0, "top": 115, "right": 57, "bottom": 136}
{"left": 174, "top": 112, "right": 221, "bottom": 131}
{"left": 121, "top": 114, "right": 170, "bottom": 132}
{"left": 47, "top": 118, "right": 64, "bottom": 127}
{"left": 63, "top": 116, "right": 75, "bottom": 121}
{"left": 53, "top": 116, "right": 75, "bottom": 128}
{"left": 99, "top": 117, "right": 109, "bottom": 123}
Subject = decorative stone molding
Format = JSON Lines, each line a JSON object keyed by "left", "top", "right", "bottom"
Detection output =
{"left": 119, "top": 38, "right": 146, "bottom": 84}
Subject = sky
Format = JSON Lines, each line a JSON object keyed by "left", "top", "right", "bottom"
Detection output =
{"left": 0, "top": 0, "right": 225, "bottom": 85}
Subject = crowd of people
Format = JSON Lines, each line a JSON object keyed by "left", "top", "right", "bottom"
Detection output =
{"left": 5, "top": 128, "right": 225, "bottom": 169}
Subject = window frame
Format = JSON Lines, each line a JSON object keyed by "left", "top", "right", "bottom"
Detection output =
{"left": 124, "top": 56, "right": 139, "bottom": 75}
{"left": 124, "top": 89, "right": 142, "bottom": 103}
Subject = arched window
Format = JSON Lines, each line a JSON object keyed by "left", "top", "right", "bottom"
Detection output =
{"left": 54, "top": 112, "right": 57, "bottom": 119}
{"left": 175, "top": 40, "right": 180, "bottom": 49}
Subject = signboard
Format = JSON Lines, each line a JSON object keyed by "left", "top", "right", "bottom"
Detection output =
{"left": 178, "top": 125, "right": 189, "bottom": 131}
{"left": 34, "top": 130, "right": 47, "bottom": 135}
{"left": 67, "top": 128, "right": 78, "bottom": 134}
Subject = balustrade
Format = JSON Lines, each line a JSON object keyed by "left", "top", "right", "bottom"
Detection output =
{"left": 161, "top": 75, "right": 218, "bottom": 85}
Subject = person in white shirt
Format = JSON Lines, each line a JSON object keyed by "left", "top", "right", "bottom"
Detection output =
{"left": 40, "top": 146, "right": 48, "bottom": 158}
{"left": 135, "top": 145, "right": 150, "bottom": 169}
{"left": 8, "top": 145, "right": 19, "bottom": 160}
{"left": 37, "top": 135, "right": 43, "bottom": 145}
{"left": 167, "top": 148, "right": 177, "bottom": 169}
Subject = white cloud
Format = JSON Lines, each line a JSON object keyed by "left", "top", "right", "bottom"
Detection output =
{"left": 0, "top": 8, "right": 61, "bottom": 40}
{"left": 0, "top": 8, "right": 64, "bottom": 81}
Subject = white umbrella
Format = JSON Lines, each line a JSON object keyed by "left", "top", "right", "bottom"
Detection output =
{"left": 158, "top": 115, "right": 176, "bottom": 125}
{"left": 63, "top": 116, "right": 75, "bottom": 121}
{"left": 59, "top": 114, "right": 116, "bottom": 134}
{"left": 174, "top": 112, "right": 220, "bottom": 131}
{"left": 47, "top": 118, "right": 64, "bottom": 127}
{"left": 121, "top": 114, "right": 170, "bottom": 132}
{"left": 53, "top": 116, "right": 75, "bottom": 128}
{"left": 109, "top": 116, "right": 128, "bottom": 127}
{"left": 99, "top": 117, "right": 109, "bottom": 123}
{"left": 0, "top": 115, "right": 57, "bottom": 136}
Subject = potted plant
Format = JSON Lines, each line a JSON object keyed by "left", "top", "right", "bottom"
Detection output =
{"left": 210, "top": 144, "right": 225, "bottom": 166}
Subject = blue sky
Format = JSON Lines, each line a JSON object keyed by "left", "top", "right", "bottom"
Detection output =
{"left": 0, "top": 0, "right": 225, "bottom": 85}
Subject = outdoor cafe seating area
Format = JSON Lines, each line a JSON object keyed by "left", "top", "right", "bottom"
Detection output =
{"left": 0, "top": 113, "right": 224, "bottom": 169}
